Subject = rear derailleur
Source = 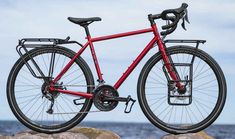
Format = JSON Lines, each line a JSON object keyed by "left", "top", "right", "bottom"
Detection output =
{"left": 41, "top": 81, "right": 64, "bottom": 114}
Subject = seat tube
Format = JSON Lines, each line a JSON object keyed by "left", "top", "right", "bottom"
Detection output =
{"left": 87, "top": 36, "right": 104, "bottom": 83}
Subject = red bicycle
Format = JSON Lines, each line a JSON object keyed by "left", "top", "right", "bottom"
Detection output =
{"left": 7, "top": 3, "right": 226, "bottom": 134}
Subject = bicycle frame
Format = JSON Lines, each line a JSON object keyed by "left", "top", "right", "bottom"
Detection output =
{"left": 49, "top": 24, "right": 182, "bottom": 99}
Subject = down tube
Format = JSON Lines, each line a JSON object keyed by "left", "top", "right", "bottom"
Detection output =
{"left": 114, "top": 37, "right": 157, "bottom": 89}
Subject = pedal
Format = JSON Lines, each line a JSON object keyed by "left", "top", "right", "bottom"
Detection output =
{"left": 101, "top": 94, "right": 136, "bottom": 113}
{"left": 124, "top": 95, "right": 136, "bottom": 113}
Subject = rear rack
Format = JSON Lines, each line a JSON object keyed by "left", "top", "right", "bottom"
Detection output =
{"left": 16, "top": 36, "right": 83, "bottom": 80}
{"left": 18, "top": 36, "right": 83, "bottom": 47}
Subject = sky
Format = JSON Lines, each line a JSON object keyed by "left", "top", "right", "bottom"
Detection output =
{"left": 0, "top": 0, "right": 235, "bottom": 124}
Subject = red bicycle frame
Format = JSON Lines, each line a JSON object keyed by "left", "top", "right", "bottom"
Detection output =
{"left": 49, "top": 23, "right": 181, "bottom": 99}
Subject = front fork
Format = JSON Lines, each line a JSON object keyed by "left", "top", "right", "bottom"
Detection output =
{"left": 151, "top": 24, "right": 183, "bottom": 90}
{"left": 157, "top": 40, "right": 184, "bottom": 90}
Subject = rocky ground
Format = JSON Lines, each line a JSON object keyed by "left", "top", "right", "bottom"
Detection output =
{"left": 0, "top": 127, "right": 120, "bottom": 139}
{"left": 0, "top": 128, "right": 215, "bottom": 139}
{"left": 161, "top": 131, "right": 215, "bottom": 139}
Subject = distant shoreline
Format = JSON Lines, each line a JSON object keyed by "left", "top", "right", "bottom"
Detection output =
{"left": 0, "top": 120, "right": 234, "bottom": 125}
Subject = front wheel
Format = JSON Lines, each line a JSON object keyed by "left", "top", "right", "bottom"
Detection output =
{"left": 137, "top": 46, "right": 226, "bottom": 134}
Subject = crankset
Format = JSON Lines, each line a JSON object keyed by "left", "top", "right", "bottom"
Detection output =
{"left": 93, "top": 85, "right": 136, "bottom": 113}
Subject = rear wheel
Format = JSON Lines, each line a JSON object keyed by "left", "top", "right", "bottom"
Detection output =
{"left": 138, "top": 46, "right": 226, "bottom": 134}
{"left": 7, "top": 46, "right": 94, "bottom": 133}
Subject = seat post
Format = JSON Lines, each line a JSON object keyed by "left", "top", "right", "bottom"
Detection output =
{"left": 84, "top": 26, "right": 91, "bottom": 37}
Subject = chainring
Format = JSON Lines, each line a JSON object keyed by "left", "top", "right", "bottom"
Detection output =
{"left": 93, "top": 85, "right": 119, "bottom": 111}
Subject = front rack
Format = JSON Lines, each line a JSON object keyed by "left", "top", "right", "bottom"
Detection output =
{"left": 163, "top": 39, "right": 206, "bottom": 105}
{"left": 164, "top": 39, "right": 206, "bottom": 44}
{"left": 16, "top": 36, "right": 83, "bottom": 79}
{"left": 163, "top": 63, "right": 193, "bottom": 106}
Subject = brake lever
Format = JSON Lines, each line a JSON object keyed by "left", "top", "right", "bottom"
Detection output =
{"left": 185, "top": 9, "right": 190, "bottom": 23}
{"left": 181, "top": 18, "right": 186, "bottom": 30}
{"left": 181, "top": 9, "right": 190, "bottom": 31}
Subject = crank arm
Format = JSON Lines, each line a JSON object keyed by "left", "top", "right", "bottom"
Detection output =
{"left": 103, "top": 96, "right": 128, "bottom": 102}
{"left": 102, "top": 95, "right": 136, "bottom": 113}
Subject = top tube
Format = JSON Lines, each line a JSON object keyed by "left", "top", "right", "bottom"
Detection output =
{"left": 90, "top": 28, "right": 153, "bottom": 42}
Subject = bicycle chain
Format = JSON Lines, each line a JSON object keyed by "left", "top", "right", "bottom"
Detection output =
{"left": 53, "top": 84, "right": 96, "bottom": 87}
{"left": 52, "top": 110, "right": 105, "bottom": 115}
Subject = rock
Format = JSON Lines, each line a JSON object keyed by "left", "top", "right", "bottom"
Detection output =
{"left": 161, "top": 131, "right": 214, "bottom": 139}
{"left": 52, "top": 132, "right": 88, "bottom": 139}
{"left": 69, "top": 127, "right": 120, "bottom": 139}
{"left": 0, "top": 136, "right": 13, "bottom": 139}
{"left": 0, "top": 127, "right": 120, "bottom": 139}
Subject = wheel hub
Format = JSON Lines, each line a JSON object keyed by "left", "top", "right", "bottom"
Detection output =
{"left": 177, "top": 85, "right": 187, "bottom": 94}
{"left": 41, "top": 82, "right": 62, "bottom": 100}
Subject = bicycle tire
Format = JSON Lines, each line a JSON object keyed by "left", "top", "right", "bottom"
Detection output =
{"left": 137, "top": 46, "right": 226, "bottom": 134}
{"left": 7, "top": 46, "right": 94, "bottom": 133}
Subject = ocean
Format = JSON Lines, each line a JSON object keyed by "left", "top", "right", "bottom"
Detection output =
{"left": 0, "top": 121, "right": 234, "bottom": 139}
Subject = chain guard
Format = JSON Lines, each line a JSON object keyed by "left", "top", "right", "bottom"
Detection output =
{"left": 93, "top": 85, "right": 119, "bottom": 111}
